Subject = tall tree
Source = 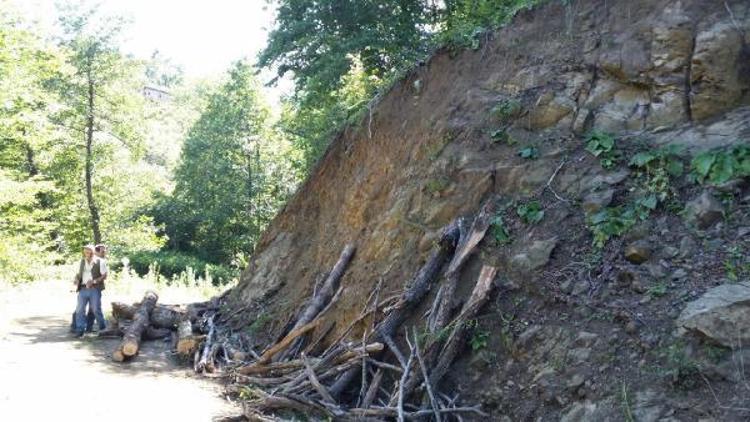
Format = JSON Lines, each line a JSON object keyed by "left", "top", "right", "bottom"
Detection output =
{"left": 51, "top": 2, "right": 143, "bottom": 244}
{"left": 160, "top": 61, "right": 297, "bottom": 264}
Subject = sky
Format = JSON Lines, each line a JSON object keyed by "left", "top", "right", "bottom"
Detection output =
{"left": 13, "top": 0, "right": 292, "bottom": 103}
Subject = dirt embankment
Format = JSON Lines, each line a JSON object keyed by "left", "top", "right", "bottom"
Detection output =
{"left": 225, "top": 0, "right": 750, "bottom": 419}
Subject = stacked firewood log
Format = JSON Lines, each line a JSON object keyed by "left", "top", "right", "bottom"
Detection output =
{"left": 102, "top": 291, "right": 213, "bottom": 363}
{"left": 195, "top": 198, "right": 501, "bottom": 421}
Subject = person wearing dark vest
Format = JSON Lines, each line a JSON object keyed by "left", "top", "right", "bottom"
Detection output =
{"left": 72, "top": 245, "right": 106, "bottom": 337}
{"left": 90, "top": 244, "right": 109, "bottom": 331}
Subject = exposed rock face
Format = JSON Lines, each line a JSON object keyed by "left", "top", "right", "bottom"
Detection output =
{"left": 677, "top": 281, "right": 750, "bottom": 348}
{"left": 224, "top": 0, "right": 750, "bottom": 420}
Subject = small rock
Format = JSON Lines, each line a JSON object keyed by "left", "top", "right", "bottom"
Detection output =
{"left": 625, "top": 321, "right": 638, "bottom": 334}
{"left": 568, "top": 348, "right": 591, "bottom": 364}
{"left": 678, "top": 236, "right": 697, "bottom": 258}
{"left": 510, "top": 237, "right": 558, "bottom": 272}
{"left": 617, "top": 270, "right": 636, "bottom": 287}
{"left": 567, "top": 374, "right": 585, "bottom": 390}
{"left": 624, "top": 241, "right": 651, "bottom": 264}
{"left": 685, "top": 191, "right": 724, "bottom": 229}
{"left": 737, "top": 226, "right": 750, "bottom": 238}
{"left": 671, "top": 268, "right": 688, "bottom": 280}
{"left": 582, "top": 188, "right": 614, "bottom": 213}
{"left": 560, "top": 279, "right": 573, "bottom": 294}
{"left": 677, "top": 281, "right": 750, "bottom": 348}
{"left": 572, "top": 279, "right": 589, "bottom": 296}
{"left": 644, "top": 263, "right": 667, "bottom": 278}
{"left": 662, "top": 246, "right": 679, "bottom": 259}
{"left": 631, "top": 279, "right": 647, "bottom": 293}
{"left": 560, "top": 401, "right": 598, "bottom": 422}
{"left": 574, "top": 331, "right": 599, "bottom": 347}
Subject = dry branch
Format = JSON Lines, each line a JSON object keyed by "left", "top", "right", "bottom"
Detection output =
{"left": 276, "top": 244, "right": 355, "bottom": 361}
{"left": 431, "top": 265, "right": 498, "bottom": 386}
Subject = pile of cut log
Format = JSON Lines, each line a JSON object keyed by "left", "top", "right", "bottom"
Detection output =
{"left": 101, "top": 291, "right": 213, "bottom": 363}
{"left": 196, "top": 198, "right": 501, "bottom": 421}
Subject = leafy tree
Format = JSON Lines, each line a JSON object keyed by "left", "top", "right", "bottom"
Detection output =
{"left": 260, "top": 0, "right": 430, "bottom": 99}
{"left": 161, "top": 61, "right": 298, "bottom": 264}
{"left": 50, "top": 2, "right": 145, "bottom": 244}
{"left": 262, "top": 0, "right": 544, "bottom": 174}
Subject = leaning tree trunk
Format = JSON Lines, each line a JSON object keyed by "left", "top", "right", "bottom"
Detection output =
{"left": 112, "top": 291, "right": 158, "bottom": 362}
{"left": 84, "top": 74, "right": 101, "bottom": 245}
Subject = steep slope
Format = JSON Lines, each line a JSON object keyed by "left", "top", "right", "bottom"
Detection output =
{"left": 225, "top": 0, "right": 750, "bottom": 419}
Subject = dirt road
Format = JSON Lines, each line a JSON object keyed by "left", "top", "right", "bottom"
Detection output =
{"left": 0, "top": 280, "right": 239, "bottom": 421}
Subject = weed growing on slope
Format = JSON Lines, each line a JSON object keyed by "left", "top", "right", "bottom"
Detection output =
{"left": 629, "top": 145, "right": 685, "bottom": 201}
{"left": 516, "top": 201, "right": 544, "bottom": 224}
{"left": 585, "top": 131, "right": 619, "bottom": 169}
{"left": 690, "top": 144, "right": 750, "bottom": 185}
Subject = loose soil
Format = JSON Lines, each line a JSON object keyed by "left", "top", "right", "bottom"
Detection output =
{"left": 0, "top": 280, "right": 238, "bottom": 421}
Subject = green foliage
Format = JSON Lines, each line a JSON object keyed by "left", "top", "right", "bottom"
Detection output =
{"left": 690, "top": 145, "right": 750, "bottom": 185}
{"left": 490, "top": 214, "right": 512, "bottom": 245}
{"left": 278, "top": 57, "right": 380, "bottom": 171}
{"left": 647, "top": 282, "right": 668, "bottom": 298}
{"left": 437, "top": 0, "right": 544, "bottom": 49}
{"left": 585, "top": 131, "right": 619, "bottom": 169}
{"left": 159, "top": 61, "right": 299, "bottom": 265}
{"left": 424, "top": 177, "right": 450, "bottom": 194}
{"left": 723, "top": 245, "right": 749, "bottom": 282}
{"left": 491, "top": 99, "right": 522, "bottom": 121}
{"left": 629, "top": 145, "right": 684, "bottom": 201}
{"left": 659, "top": 341, "right": 700, "bottom": 390}
{"left": 586, "top": 195, "right": 656, "bottom": 248}
{"left": 122, "top": 249, "right": 238, "bottom": 285}
{"left": 518, "top": 146, "right": 539, "bottom": 160}
{"left": 516, "top": 201, "right": 544, "bottom": 224}
{"left": 469, "top": 328, "right": 490, "bottom": 351}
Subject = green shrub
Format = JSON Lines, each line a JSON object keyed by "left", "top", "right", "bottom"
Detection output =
{"left": 120, "top": 249, "right": 238, "bottom": 285}
{"left": 586, "top": 195, "right": 656, "bottom": 248}
{"left": 518, "top": 146, "right": 539, "bottom": 160}
{"left": 491, "top": 99, "right": 522, "bottom": 121}
{"left": 629, "top": 145, "right": 684, "bottom": 201}
{"left": 690, "top": 144, "right": 750, "bottom": 184}
{"left": 490, "top": 214, "right": 512, "bottom": 245}
{"left": 516, "top": 201, "right": 544, "bottom": 224}
{"left": 585, "top": 131, "right": 619, "bottom": 168}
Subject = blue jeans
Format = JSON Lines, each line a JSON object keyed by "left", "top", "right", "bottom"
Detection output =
{"left": 75, "top": 288, "right": 106, "bottom": 333}
{"left": 88, "top": 289, "right": 107, "bottom": 331}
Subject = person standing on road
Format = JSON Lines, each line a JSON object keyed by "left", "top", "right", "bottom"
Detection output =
{"left": 89, "top": 244, "right": 109, "bottom": 332}
{"left": 72, "top": 245, "right": 105, "bottom": 337}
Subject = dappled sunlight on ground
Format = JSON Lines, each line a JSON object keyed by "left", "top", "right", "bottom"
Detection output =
{"left": 0, "top": 279, "right": 239, "bottom": 421}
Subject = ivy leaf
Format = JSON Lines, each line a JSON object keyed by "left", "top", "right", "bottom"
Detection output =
{"left": 666, "top": 159, "right": 684, "bottom": 177}
{"left": 709, "top": 153, "right": 735, "bottom": 184}
{"left": 691, "top": 152, "right": 716, "bottom": 179}
{"left": 629, "top": 152, "right": 656, "bottom": 168}
{"left": 518, "top": 146, "right": 539, "bottom": 160}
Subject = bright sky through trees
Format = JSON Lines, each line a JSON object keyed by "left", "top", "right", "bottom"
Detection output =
{"left": 13, "top": 0, "right": 291, "bottom": 103}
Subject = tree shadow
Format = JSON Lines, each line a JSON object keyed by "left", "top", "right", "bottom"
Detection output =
{"left": 9, "top": 314, "right": 184, "bottom": 376}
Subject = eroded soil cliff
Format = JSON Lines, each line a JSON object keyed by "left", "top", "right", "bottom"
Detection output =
{"left": 224, "top": 0, "right": 750, "bottom": 419}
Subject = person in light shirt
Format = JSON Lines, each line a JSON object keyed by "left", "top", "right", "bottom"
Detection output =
{"left": 71, "top": 245, "right": 106, "bottom": 337}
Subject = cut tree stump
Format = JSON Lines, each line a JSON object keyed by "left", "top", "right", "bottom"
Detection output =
{"left": 112, "top": 291, "right": 159, "bottom": 362}
{"left": 177, "top": 318, "right": 199, "bottom": 356}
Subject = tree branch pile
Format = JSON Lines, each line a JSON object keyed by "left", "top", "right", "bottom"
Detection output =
{"left": 193, "top": 199, "right": 501, "bottom": 421}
